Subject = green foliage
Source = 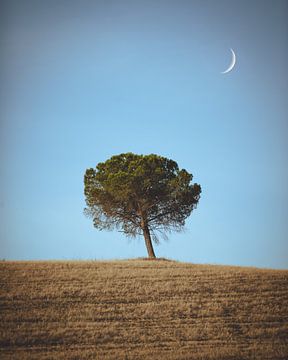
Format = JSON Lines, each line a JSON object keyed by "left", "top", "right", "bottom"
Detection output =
{"left": 84, "top": 153, "right": 201, "bottom": 243}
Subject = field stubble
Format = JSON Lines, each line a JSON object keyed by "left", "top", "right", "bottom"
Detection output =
{"left": 0, "top": 259, "right": 287, "bottom": 359}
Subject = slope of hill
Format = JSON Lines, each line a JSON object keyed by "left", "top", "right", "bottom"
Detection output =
{"left": 0, "top": 259, "right": 287, "bottom": 359}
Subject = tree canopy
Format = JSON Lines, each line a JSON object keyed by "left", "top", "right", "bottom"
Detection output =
{"left": 84, "top": 153, "right": 201, "bottom": 258}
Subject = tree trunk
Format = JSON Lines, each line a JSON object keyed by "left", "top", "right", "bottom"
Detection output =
{"left": 143, "top": 224, "right": 156, "bottom": 258}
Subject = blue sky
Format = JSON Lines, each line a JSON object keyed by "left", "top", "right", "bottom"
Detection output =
{"left": 1, "top": 0, "right": 287, "bottom": 268}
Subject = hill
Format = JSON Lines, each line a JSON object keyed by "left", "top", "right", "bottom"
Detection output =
{"left": 0, "top": 260, "right": 287, "bottom": 359}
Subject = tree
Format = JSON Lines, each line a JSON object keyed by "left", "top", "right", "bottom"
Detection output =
{"left": 84, "top": 153, "right": 201, "bottom": 258}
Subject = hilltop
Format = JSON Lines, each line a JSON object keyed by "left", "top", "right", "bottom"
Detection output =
{"left": 0, "top": 260, "right": 287, "bottom": 359}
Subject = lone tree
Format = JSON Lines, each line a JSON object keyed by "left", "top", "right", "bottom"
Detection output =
{"left": 84, "top": 153, "right": 201, "bottom": 258}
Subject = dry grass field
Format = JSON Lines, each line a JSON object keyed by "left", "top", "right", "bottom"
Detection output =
{"left": 0, "top": 259, "right": 287, "bottom": 359}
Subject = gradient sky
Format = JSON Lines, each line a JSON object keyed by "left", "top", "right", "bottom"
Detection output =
{"left": 1, "top": 0, "right": 287, "bottom": 268}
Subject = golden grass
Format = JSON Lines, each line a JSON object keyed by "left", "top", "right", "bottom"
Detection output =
{"left": 0, "top": 259, "right": 287, "bottom": 359}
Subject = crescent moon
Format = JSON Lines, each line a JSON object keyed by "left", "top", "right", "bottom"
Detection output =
{"left": 221, "top": 48, "right": 236, "bottom": 74}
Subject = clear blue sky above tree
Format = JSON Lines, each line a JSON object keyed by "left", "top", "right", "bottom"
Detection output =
{"left": 0, "top": 0, "right": 287, "bottom": 268}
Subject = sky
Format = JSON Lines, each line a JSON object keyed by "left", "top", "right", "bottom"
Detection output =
{"left": 0, "top": 0, "right": 287, "bottom": 269}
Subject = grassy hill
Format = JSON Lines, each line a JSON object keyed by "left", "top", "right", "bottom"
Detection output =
{"left": 0, "top": 259, "right": 287, "bottom": 359}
